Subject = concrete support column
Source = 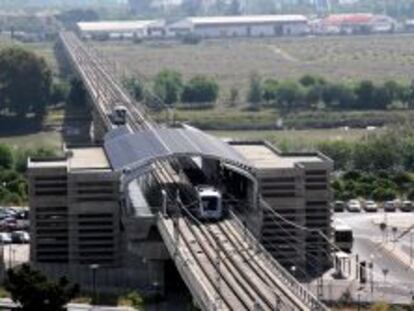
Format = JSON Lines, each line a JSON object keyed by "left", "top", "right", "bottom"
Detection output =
{"left": 91, "top": 108, "right": 107, "bottom": 144}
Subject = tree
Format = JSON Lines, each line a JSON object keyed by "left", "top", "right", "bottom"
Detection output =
{"left": 67, "top": 77, "right": 87, "bottom": 107}
{"left": 0, "top": 144, "right": 13, "bottom": 169}
{"left": 262, "top": 78, "right": 279, "bottom": 103}
{"left": 153, "top": 70, "right": 183, "bottom": 106}
{"left": 181, "top": 75, "right": 219, "bottom": 103}
{"left": 118, "top": 291, "right": 144, "bottom": 308}
{"left": 14, "top": 147, "right": 56, "bottom": 173}
{"left": 372, "top": 188, "right": 397, "bottom": 202}
{"left": 354, "top": 80, "right": 376, "bottom": 109}
{"left": 322, "top": 83, "right": 356, "bottom": 110}
{"left": 383, "top": 80, "right": 404, "bottom": 105}
{"left": 318, "top": 141, "right": 353, "bottom": 170}
{"left": 246, "top": 73, "right": 262, "bottom": 110}
{"left": 50, "top": 82, "right": 69, "bottom": 106}
{"left": 0, "top": 47, "right": 52, "bottom": 118}
{"left": 123, "top": 77, "right": 143, "bottom": 101}
{"left": 5, "top": 264, "right": 80, "bottom": 311}
{"left": 275, "top": 81, "right": 306, "bottom": 112}
{"left": 299, "top": 74, "right": 325, "bottom": 87}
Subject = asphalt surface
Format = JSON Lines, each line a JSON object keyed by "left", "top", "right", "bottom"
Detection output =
{"left": 335, "top": 211, "right": 414, "bottom": 303}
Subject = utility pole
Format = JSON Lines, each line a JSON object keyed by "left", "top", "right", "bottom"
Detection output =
{"left": 382, "top": 268, "right": 389, "bottom": 288}
{"left": 410, "top": 230, "right": 413, "bottom": 265}
{"left": 369, "top": 257, "right": 374, "bottom": 299}
{"left": 162, "top": 190, "right": 167, "bottom": 217}
{"left": 317, "top": 234, "right": 324, "bottom": 300}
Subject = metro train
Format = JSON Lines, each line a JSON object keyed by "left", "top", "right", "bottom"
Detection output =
{"left": 109, "top": 105, "right": 127, "bottom": 126}
{"left": 195, "top": 185, "right": 223, "bottom": 221}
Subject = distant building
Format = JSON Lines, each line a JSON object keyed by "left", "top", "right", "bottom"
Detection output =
{"left": 313, "top": 13, "right": 396, "bottom": 34}
{"left": 232, "top": 141, "right": 333, "bottom": 275}
{"left": 77, "top": 20, "right": 166, "bottom": 40}
{"left": 169, "top": 14, "right": 309, "bottom": 38}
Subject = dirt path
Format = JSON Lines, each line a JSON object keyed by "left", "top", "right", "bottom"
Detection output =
{"left": 268, "top": 45, "right": 299, "bottom": 62}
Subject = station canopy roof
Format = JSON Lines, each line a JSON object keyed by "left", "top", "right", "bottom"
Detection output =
{"left": 104, "top": 125, "right": 252, "bottom": 175}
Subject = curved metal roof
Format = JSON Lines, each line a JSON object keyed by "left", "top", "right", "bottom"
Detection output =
{"left": 103, "top": 125, "right": 253, "bottom": 176}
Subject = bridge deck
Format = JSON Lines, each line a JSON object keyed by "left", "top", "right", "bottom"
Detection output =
{"left": 158, "top": 213, "right": 314, "bottom": 311}
{"left": 59, "top": 31, "right": 329, "bottom": 311}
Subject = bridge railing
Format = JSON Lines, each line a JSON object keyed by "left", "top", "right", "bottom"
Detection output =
{"left": 228, "top": 207, "right": 330, "bottom": 311}
{"left": 156, "top": 214, "right": 217, "bottom": 311}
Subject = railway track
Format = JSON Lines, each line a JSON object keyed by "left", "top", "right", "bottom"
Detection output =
{"left": 58, "top": 31, "right": 330, "bottom": 311}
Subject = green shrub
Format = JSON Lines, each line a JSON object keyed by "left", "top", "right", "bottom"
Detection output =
{"left": 118, "top": 291, "right": 144, "bottom": 308}
{"left": 0, "top": 144, "right": 13, "bottom": 169}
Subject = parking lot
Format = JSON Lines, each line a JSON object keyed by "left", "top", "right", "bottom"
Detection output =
{"left": 0, "top": 206, "right": 30, "bottom": 269}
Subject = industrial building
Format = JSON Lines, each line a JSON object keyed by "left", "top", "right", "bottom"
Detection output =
{"left": 77, "top": 20, "right": 166, "bottom": 40}
{"left": 312, "top": 13, "right": 397, "bottom": 34}
{"left": 232, "top": 141, "right": 333, "bottom": 275}
{"left": 169, "top": 14, "right": 309, "bottom": 38}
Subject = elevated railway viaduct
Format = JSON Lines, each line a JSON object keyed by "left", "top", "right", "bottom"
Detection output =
{"left": 32, "top": 31, "right": 330, "bottom": 311}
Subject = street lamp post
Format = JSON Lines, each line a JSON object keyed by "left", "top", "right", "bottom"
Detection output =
{"left": 382, "top": 268, "right": 389, "bottom": 289}
{"left": 369, "top": 255, "right": 374, "bottom": 299}
{"left": 8, "top": 244, "right": 12, "bottom": 269}
{"left": 290, "top": 265, "right": 297, "bottom": 277}
{"left": 392, "top": 227, "right": 398, "bottom": 243}
{"left": 410, "top": 230, "right": 413, "bottom": 266}
{"left": 90, "top": 264, "right": 100, "bottom": 305}
{"left": 153, "top": 281, "right": 160, "bottom": 311}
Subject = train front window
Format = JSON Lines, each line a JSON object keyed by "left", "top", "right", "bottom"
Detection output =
{"left": 335, "top": 231, "right": 352, "bottom": 242}
{"left": 202, "top": 196, "right": 218, "bottom": 211}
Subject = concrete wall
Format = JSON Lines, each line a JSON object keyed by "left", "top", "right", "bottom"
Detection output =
{"left": 193, "top": 22, "right": 308, "bottom": 38}
{"left": 257, "top": 159, "right": 333, "bottom": 276}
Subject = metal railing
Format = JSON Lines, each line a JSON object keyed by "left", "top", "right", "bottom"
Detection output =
{"left": 228, "top": 208, "right": 330, "bottom": 311}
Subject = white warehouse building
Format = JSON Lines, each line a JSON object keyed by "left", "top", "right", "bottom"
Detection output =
{"left": 169, "top": 15, "right": 309, "bottom": 38}
{"left": 77, "top": 20, "right": 166, "bottom": 40}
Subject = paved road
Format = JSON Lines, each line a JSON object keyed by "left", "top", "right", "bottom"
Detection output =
{"left": 335, "top": 211, "right": 414, "bottom": 303}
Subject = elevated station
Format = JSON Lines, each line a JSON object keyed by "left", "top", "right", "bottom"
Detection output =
{"left": 27, "top": 31, "right": 332, "bottom": 311}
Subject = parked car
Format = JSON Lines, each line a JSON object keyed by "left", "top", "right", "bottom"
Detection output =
{"left": 401, "top": 200, "right": 413, "bottom": 212}
{"left": 11, "top": 231, "right": 29, "bottom": 244}
{"left": 384, "top": 200, "right": 397, "bottom": 212}
{"left": 363, "top": 200, "right": 378, "bottom": 212}
{"left": 347, "top": 199, "right": 361, "bottom": 212}
{"left": 0, "top": 217, "right": 17, "bottom": 231}
{"left": 333, "top": 201, "right": 345, "bottom": 212}
{"left": 0, "top": 232, "right": 12, "bottom": 244}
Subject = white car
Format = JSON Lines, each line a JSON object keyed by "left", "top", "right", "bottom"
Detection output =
{"left": 347, "top": 200, "right": 361, "bottom": 212}
{"left": 364, "top": 200, "right": 378, "bottom": 212}
{"left": 0, "top": 232, "right": 12, "bottom": 244}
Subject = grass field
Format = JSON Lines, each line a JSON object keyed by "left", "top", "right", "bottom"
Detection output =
{"left": 210, "top": 128, "right": 381, "bottom": 151}
{"left": 0, "top": 131, "right": 62, "bottom": 151}
{"left": 94, "top": 33, "right": 414, "bottom": 100}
